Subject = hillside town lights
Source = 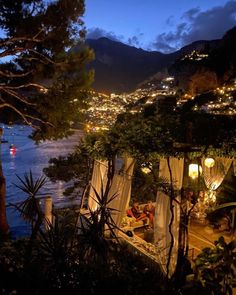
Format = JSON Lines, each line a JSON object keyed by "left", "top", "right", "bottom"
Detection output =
{"left": 204, "top": 157, "right": 215, "bottom": 168}
{"left": 188, "top": 163, "right": 202, "bottom": 180}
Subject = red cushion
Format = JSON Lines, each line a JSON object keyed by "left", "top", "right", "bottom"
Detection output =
{"left": 127, "top": 209, "right": 133, "bottom": 217}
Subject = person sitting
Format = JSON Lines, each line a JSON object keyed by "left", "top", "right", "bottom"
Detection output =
{"left": 127, "top": 201, "right": 147, "bottom": 222}
{"left": 143, "top": 200, "right": 155, "bottom": 228}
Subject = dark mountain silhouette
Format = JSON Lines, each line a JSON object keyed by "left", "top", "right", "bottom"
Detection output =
{"left": 86, "top": 37, "right": 219, "bottom": 93}
{"left": 169, "top": 26, "right": 236, "bottom": 95}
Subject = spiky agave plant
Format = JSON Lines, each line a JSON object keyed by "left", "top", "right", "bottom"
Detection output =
{"left": 14, "top": 170, "right": 47, "bottom": 239}
{"left": 78, "top": 184, "right": 120, "bottom": 264}
{"left": 37, "top": 210, "right": 81, "bottom": 290}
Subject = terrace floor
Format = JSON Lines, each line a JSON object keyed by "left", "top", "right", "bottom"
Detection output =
{"left": 133, "top": 218, "right": 234, "bottom": 260}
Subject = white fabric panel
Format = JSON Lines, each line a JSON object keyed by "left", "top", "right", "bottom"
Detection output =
{"left": 154, "top": 157, "right": 184, "bottom": 277}
{"left": 108, "top": 174, "right": 123, "bottom": 227}
{"left": 123, "top": 157, "right": 135, "bottom": 211}
{"left": 201, "top": 157, "right": 232, "bottom": 190}
{"left": 88, "top": 160, "right": 108, "bottom": 211}
{"left": 109, "top": 157, "right": 135, "bottom": 230}
{"left": 87, "top": 157, "right": 135, "bottom": 234}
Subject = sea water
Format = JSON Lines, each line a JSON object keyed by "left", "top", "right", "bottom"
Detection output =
{"left": 1, "top": 124, "right": 83, "bottom": 238}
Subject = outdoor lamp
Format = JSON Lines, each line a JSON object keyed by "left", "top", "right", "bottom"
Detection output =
{"left": 204, "top": 157, "right": 215, "bottom": 168}
{"left": 141, "top": 162, "right": 152, "bottom": 174}
{"left": 188, "top": 163, "right": 202, "bottom": 180}
{"left": 141, "top": 167, "right": 151, "bottom": 174}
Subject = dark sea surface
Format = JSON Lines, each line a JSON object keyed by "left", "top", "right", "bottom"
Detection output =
{"left": 1, "top": 124, "right": 83, "bottom": 238}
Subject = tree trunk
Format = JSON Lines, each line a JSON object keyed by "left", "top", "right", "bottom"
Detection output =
{"left": 0, "top": 173, "right": 10, "bottom": 239}
{"left": 166, "top": 157, "right": 175, "bottom": 279}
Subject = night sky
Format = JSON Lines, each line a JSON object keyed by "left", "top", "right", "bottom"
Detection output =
{"left": 84, "top": 0, "right": 236, "bottom": 52}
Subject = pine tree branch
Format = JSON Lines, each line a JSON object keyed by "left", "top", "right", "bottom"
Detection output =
{"left": 1, "top": 88, "right": 37, "bottom": 106}
{"left": 0, "top": 102, "right": 34, "bottom": 125}
{"left": 1, "top": 48, "right": 54, "bottom": 65}
{"left": 0, "top": 70, "right": 33, "bottom": 78}
{"left": 0, "top": 103, "right": 53, "bottom": 128}
{"left": 0, "top": 36, "right": 42, "bottom": 47}
{"left": 32, "top": 28, "right": 45, "bottom": 40}
{"left": 25, "top": 114, "right": 53, "bottom": 127}
{"left": 0, "top": 47, "right": 28, "bottom": 58}
{"left": 28, "top": 49, "right": 55, "bottom": 64}
{"left": 2, "top": 83, "right": 48, "bottom": 92}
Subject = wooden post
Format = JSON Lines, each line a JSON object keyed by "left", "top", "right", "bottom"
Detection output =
{"left": 44, "top": 196, "right": 52, "bottom": 230}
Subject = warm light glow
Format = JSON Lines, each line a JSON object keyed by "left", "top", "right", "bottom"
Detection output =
{"left": 141, "top": 167, "right": 151, "bottom": 174}
{"left": 205, "top": 190, "right": 216, "bottom": 203}
{"left": 204, "top": 157, "right": 215, "bottom": 168}
{"left": 188, "top": 164, "right": 202, "bottom": 179}
{"left": 141, "top": 163, "right": 152, "bottom": 174}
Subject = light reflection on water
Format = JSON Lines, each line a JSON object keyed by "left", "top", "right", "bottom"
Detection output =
{"left": 1, "top": 125, "right": 83, "bottom": 238}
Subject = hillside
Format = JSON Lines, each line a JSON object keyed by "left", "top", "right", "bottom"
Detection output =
{"left": 86, "top": 38, "right": 172, "bottom": 93}
{"left": 169, "top": 26, "right": 236, "bottom": 95}
{"left": 86, "top": 37, "right": 219, "bottom": 93}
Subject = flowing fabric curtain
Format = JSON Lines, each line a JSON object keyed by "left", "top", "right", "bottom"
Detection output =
{"left": 201, "top": 157, "right": 233, "bottom": 190}
{"left": 154, "top": 157, "right": 184, "bottom": 277}
{"left": 88, "top": 157, "right": 135, "bottom": 231}
{"left": 88, "top": 160, "right": 108, "bottom": 211}
{"left": 109, "top": 157, "right": 135, "bottom": 230}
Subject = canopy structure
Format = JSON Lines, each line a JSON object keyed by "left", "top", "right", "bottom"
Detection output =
{"left": 87, "top": 154, "right": 235, "bottom": 278}
{"left": 154, "top": 156, "right": 235, "bottom": 277}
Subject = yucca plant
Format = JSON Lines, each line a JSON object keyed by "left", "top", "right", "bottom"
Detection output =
{"left": 13, "top": 170, "right": 47, "bottom": 245}
{"left": 78, "top": 184, "right": 120, "bottom": 264}
{"left": 36, "top": 210, "right": 81, "bottom": 290}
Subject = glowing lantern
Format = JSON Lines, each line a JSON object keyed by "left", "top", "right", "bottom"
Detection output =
{"left": 141, "top": 163, "right": 152, "bottom": 174}
{"left": 204, "top": 157, "right": 215, "bottom": 168}
{"left": 141, "top": 167, "right": 151, "bottom": 174}
{"left": 188, "top": 164, "right": 202, "bottom": 180}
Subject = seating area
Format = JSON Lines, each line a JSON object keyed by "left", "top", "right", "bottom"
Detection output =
{"left": 121, "top": 199, "right": 235, "bottom": 255}
{"left": 121, "top": 202, "right": 155, "bottom": 231}
{"left": 121, "top": 215, "right": 149, "bottom": 231}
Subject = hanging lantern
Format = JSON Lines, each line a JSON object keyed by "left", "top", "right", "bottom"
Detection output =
{"left": 141, "top": 162, "right": 152, "bottom": 174}
{"left": 188, "top": 163, "right": 202, "bottom": 180}
{"left": 141, "top": 167, "right": 151, "bottom": 174}
{"left": 204, "top": 157, "right": 215, "bottom": 168}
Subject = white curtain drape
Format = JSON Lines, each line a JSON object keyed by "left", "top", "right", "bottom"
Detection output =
{"left": 109, "top": 157, "right": 135, "bottom": 230}
{"left": 88, "top": 157, "right": 135, "bottom": 232}
{"left": 154, "top": 157, "right": 184, "bottom": 277}
{"left": 201, "top": 157, "right": 233, "bottom": 190}
{"left": 88, "top": 160, "right": 108, "bottom": 211}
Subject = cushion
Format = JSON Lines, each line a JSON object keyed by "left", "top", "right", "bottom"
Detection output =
{"left": 126, "top": 208, "right": 134, "bottom": 217}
